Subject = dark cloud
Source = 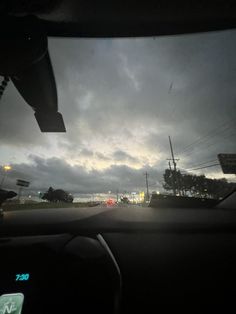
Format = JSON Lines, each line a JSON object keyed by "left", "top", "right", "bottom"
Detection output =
{"left": 1, "top": 30, "right": 236, "bottom": 191}
{"left": 113, "top": 150, "right": 139, "bottom": 163}
{"left": 2, "top": 155, "right": 163, "bottom": 194}
{"left": 49, "top": 32, "right": 236, "bottom": 164}
{"left": 80, "top": 148, "right": 94, "bottom": 157}
{"left": 95, "top": 152, "right": 110, "bottom": 161}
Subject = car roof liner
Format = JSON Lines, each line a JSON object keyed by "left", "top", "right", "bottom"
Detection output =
{"left": 0, "top": 1, "right": 236, "bottom": 132}
{"left": 1, "top": 0, "right": 236, "bottom": 37}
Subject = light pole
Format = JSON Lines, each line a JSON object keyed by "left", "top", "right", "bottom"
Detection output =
{"left": 0, "top": 165, "right": 12, "bottom": 189}
{"left": 144, "top": 172, "right": 150, "bottom": 202}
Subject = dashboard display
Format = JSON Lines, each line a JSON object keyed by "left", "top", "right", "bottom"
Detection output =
{"left": 0, "top": 239, "right": 64, "bottom": 314}
{"left": 0, "top": 293, "right": 24, "bottom": 314}
{"left": 15, "top": 275, "right": 29, "bottom": 282}
{"left": 0, "top": 236, "right": 117, "bottom": 314}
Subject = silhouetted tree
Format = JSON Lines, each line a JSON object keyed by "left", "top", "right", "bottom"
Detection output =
{"left": 120, "top": 196, "right": 130, "bottom": 204}
{"left": 42, "top": 187, "right": 73, "bottom": 203}
{"left": 0, "top": 189, "right": 17, "bottom": 206}
{"left": 163, "top": 169, "right": 236, "bottom": 199}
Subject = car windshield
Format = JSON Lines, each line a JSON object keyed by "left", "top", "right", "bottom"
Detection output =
{"left": 0, "top": 30, "right": 236, "bottom": 209}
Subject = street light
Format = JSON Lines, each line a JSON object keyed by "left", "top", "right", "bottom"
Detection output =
{"left": 0, "top": 165, "right": 12, "bottom": 189}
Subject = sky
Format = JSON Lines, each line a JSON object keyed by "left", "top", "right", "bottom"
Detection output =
{"left": 0, "top": 29, "right": 236, "bottom": 195}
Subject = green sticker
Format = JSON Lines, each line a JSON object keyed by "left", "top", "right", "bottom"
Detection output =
{"left": 0, "top": 293, "right": 24, "bottom": 314}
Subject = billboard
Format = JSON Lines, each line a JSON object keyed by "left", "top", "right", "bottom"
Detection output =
{"left": 16, "top": 179, "right": 30, "bottom": 187}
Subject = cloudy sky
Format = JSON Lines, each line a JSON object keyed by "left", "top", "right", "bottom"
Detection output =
{"left": 0, "top": 29, "right": 236, "bottom": 195}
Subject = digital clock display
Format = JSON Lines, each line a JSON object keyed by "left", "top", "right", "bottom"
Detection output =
{"left": 15, "top": 274, "right": 30, "bottom": 281}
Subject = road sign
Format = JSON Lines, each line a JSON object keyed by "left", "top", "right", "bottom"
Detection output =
{"left": 16, "top": 179, "right": 30, "bottom": 187}
{"left": 218, "top": 154, "right": 236, "bottom": 174}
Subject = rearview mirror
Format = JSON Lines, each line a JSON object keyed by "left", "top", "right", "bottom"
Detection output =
{"left": 0, "top": 16, "right": 66, "bottom": 132}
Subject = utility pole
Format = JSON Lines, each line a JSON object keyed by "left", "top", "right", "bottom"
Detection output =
{"left": 116, "top": 189, "right": 119, "bottom": 203}
{"left": 167, "top": 136, "right": 179, "bottom": 196}
{"left": 144, "top": 172, "right": 150, "bottom": 202}
{"left": 168, "top": 161, "right": 176, "bottom": 196}
{"left": 17, "top": 186, "right": 23, "bottom": 202}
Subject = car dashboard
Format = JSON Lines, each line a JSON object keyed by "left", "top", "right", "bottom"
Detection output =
{"left": 1, "top": 205, "right": 236, "bottom": 314}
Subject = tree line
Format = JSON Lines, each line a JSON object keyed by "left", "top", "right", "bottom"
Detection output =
{"left": 163, "top": 169, "right": 236, "bottom": 199}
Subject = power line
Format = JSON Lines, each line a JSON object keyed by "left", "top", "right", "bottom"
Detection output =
{"left": 185, "top": 159, "right": 218, "bottom": 170}
{"left": 179, "top": 125, "right": 229, "bottom": 153}
{"left": 187, "top": 163, "right": 220, "bottom": 171}
{"left": 177, "top": 118, "right": 236, "bottom": 156}
{"left": 180, "top": 119, "right": 236, "bottom": 153}
{"left": 179, "top": 126, "right": 234, "bottom": 156}
{"left": 181, "top": 130, "right": 236, "bottom": 158}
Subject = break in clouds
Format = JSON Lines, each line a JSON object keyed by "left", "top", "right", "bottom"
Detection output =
{"left": 0, "top": 30, "right": 236, "bottom": 194}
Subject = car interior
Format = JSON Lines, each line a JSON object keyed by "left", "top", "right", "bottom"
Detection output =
{"left": 0, "top": 1, "right": 236, "bottom": 314}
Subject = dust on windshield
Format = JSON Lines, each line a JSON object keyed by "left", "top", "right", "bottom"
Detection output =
{"left": 0, "top": 31, "right": 236, "bottom": 210}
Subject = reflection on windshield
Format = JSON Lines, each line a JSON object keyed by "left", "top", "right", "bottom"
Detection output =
{"left": 0, "top": 31, "right": 236, "bottom": 210}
